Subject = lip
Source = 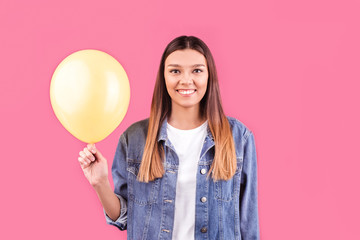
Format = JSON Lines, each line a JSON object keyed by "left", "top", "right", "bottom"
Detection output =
{"left": 176, "top": 89, "right": 196, "bottom": 97}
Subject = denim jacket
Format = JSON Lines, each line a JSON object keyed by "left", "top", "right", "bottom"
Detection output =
{"left": 104, "top": 116, "right": 260, "bottom": 240}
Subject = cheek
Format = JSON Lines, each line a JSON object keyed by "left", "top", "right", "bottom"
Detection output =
{"left": 164, "top": 75, "right": 173, "bottom": 90}
{"left": 199, "top": 83, "right": 208, "bottom": 98}
{"left": 199, "top": 77, "right": 208, "bottom": 92}
{"left": 164, "top": 79, "right": 177, "bottom": 99}
{"left": 165, "top": 74, "right": 174, "bottom": 85}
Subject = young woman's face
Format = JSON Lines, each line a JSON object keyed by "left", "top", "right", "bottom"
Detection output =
{"left": 164, "top": 49, "right": 209, "bottom": 110}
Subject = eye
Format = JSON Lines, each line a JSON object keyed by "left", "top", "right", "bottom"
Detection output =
{"left": 193, "top": 69, "right": 203, "bottom": 73}
{"left": 170, "top": 69, "right": 180, "bottom": 74}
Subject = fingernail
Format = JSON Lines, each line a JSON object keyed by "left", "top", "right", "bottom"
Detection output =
{"left": 91, "top": 149, "right": 96, "bottom": 154}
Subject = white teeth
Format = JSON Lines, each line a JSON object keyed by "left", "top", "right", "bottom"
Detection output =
{"left": 178, "top": 90, "right": 195, "bottom": 95}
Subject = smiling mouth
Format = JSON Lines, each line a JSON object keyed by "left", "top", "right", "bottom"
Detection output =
{"left": 176, "top": 89, "right": 196, "bottom": 95}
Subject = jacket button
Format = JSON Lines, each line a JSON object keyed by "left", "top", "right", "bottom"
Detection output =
{"left": 200, "top": 227, "right": 207, "bottom": 233}
{"left": 201, "top": 197, "right": 207, "bottom": 203}
{"left": 200, "top": 169, "right": 206, "bottom": 174}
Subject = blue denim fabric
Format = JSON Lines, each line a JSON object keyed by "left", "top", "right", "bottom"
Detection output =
{"left": 104, "top": 116, "right": 260, "bottom": 240}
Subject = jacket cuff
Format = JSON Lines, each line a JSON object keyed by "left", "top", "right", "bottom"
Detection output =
{"left": 103, "top": 193, "right": 127, "bottom": 230}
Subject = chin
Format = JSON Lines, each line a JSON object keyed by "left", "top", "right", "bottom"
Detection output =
{"left": 175, "top": 101, "right": 201, "bottom": 109}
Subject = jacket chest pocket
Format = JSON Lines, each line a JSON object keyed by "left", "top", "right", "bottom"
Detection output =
{"left": 127, "top": 161, "right": 160, "bottom": 206}
{"left": 214, "top": 157, "right": 243, "bottom": 202}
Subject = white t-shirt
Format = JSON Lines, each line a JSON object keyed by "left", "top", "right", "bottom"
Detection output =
{"left": 167, "top": 120, "right": 208, "bottom": 240}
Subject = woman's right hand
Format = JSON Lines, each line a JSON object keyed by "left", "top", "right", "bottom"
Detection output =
{"left": 78, "top": 143, "right": 109, "bottom": 188}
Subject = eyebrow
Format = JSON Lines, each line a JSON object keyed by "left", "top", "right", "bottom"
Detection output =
{"left": 166, "top": 64, "right": 206, "bottom": 68}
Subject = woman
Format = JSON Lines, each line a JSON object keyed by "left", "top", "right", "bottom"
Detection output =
{"left": 78, "top": 35, "right": 260, "bottom": 240}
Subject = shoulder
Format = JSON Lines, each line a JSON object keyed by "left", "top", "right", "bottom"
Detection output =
{"left": 226, "top": 116, "right": 253, "bottom": 143}
{"left": 124, "top": 118, "right": 149, "bottom": 134}
{"left": 121, "top": 118, "right": 150, "bottom": 143}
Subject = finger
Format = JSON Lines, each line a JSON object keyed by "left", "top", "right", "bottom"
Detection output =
{"left": 80, "top": 153, "right": 91, "bottom": 166}
{"left": 84, "top": 156, "right": 91, "bottom": 165}
{"left": 84, "top": 147, "right": 95, "bottom": 162}
{"left": 79, "top": 151, "right": 91, "bottom": 163}
{"left": 79, "top": 150, "right": 92, "bottom": 165}
{"left": 78, "top": 156, "right": 88, "bottom": 169}
{"left": 87, "top": 143, "right": 97, "bottom": 154}
{"left": 84, "top": 147, "right": 96, "bottom": 162}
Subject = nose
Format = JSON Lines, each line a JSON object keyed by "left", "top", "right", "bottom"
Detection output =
{"left": 179, "top": 71, "right": 193, "bottom": 84}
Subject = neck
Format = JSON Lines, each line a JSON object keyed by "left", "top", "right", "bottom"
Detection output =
{"left": 168, "top": 103, "right": 206, "bottom": 130}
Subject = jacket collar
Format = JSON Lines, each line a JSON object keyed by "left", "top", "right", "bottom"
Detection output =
{"left": 157, "top": 117, "right": 214, "bottom": 143}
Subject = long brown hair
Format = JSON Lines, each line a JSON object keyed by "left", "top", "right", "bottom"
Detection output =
{"left": 138, "top": 35, "right": 236, "bottom": 182}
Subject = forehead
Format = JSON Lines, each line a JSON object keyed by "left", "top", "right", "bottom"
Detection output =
{"left": 165, "top": 49, "right": 207, "bottom": 67}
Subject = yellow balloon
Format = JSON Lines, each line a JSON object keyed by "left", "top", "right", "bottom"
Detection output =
{"left": 50, "top": 49, "right": 130, "bottom": 143}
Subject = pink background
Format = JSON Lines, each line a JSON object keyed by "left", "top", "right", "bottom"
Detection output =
{"left": 1, "top": 0, "right": 359, "bottom": 239}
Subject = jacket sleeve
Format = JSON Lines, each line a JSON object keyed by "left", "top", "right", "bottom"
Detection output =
{"left": 240, "top": 130, "right": 260, "bottom": 239}
{"left": 103, "top": 133, "right": 128, "bottom": 230}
